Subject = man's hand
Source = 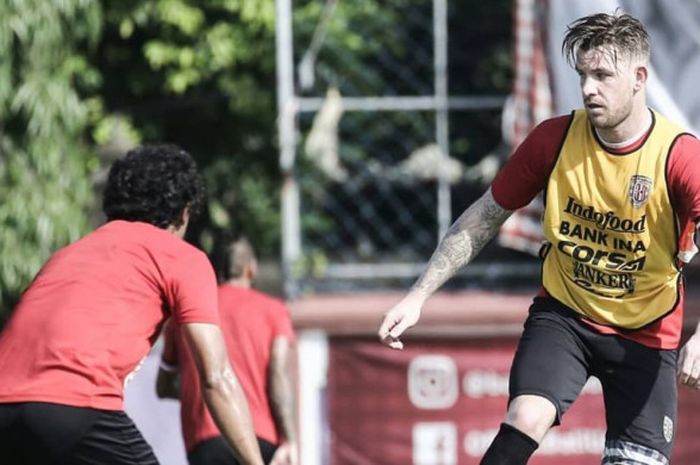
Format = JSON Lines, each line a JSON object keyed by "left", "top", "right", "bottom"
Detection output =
{"left": 269, "top": 441, "right": 299, "bottom": 465}
{"left": 678, "top": 332, "right": 700, "bottom": 389}
{"left": 378, "top": 296, "right": 423, "bottom": 350}
{"left": 377, "top": 189, "right": 511, "bottom": 350}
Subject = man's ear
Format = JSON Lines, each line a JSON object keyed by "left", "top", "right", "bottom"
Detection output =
{"left": 634, "top": 65, "right": 648, "bottom": 92}
{"left": 171, "top": 207, "right": 190, "bottom": 238}
{"left": 178, "top": 207, "right": 190, "bottom": 228}
{"left": 246, "top": 258, "right": 258, "bottom": 282}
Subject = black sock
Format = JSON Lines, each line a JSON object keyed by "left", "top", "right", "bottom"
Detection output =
{"left": 479, "top": 423, "right": 539, "bottom": 465}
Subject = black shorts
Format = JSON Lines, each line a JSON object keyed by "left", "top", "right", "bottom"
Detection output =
{"left": 187, "top": 435, "right": 278, "bottom": 465}
{"left": 0, "top": 402, "right": 159, "bottom": 465}
{"left": 509, "top": 297, "right": 677, "bottom": 461}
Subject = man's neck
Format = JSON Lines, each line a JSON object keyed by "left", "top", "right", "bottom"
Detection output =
{"left": 225, "top": 278, "right": 252, "bottom": 289}
{"left": 595, "top": 106, "right": 651, "bottom": 145}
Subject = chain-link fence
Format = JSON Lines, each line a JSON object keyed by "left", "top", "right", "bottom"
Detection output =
{"left": 277, "top": 0, "right": 539, "bottom": 296}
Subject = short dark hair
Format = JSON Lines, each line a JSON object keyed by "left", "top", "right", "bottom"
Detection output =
{"left": 102, "top": 144, "right": 205, "bottom": 228}
{"left": 562, "top": 11, "right": 650, "bottom": 67}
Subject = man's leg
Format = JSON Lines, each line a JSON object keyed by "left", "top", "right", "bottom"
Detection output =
{"left": 593, "top": 335, "right": 676, "bottom": 465}
{"left": 480, "top": 395, "right": 557, "bottom": 465}
{"left": 60, "top": 410, "right": 160, "bottom": 465}
{"left": 0, "top": 403, "right": 22, "bottom": 462}
{"left": 480, "top": 298, "right": 591, "bottom": 465}
{"left": 479, "top": 422, "right": 539, "bottom": 465}
{"left": 0, "top": 402, "right": 100, "bottom": 464}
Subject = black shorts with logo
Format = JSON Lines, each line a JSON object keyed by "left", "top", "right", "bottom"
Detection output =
{"left": 509, "top": 297, "right": 677, "bottom": 460}
{"left": 0, "top": 402, "right": 159, "bottom": 465}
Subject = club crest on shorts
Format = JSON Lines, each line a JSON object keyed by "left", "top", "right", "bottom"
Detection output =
{"left": 663, "top": 415, "right": 673, "bottom": 443}
{"left": 628, "top": 175, "right": 652, "bottom": 208}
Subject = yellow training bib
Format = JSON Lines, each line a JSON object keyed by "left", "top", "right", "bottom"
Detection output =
{"left": 542, "top": 109, "right": 685, "bottom": 328}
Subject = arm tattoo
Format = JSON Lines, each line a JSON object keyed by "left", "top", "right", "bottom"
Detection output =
{"left": 411, "top": 188, "right": 512, "bottom": 296}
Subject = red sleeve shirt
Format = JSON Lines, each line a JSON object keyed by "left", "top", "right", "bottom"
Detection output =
{"left": 490, "top": 113, "right": 700, "bottom": 349}
{"left": 174, "top": 285, "right": 294, "bottom": 451}
{"left": 491, "top": 113, "right": 700, "bottom": 224}
{"left": 0, "top": 220, "right": 219, "bottom": 410}
{"left": 491, "top": 115, "right": 572, "bottom": 211}
{"left": 667, "top": 135, "right": 700, "bottom": 224}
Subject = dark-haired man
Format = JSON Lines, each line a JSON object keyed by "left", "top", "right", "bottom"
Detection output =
{"left": 379, "top": 12, "right": 700, "bottom": 465}
{"left": 157, "top": 238, "right": 298, "bottom": 465}
{"left": 0, "top": 145, "right": 264, "bottom": 465}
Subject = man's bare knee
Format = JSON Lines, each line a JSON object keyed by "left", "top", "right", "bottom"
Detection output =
{"left": 505, "top": 395, "right": 557, "bottom": 443}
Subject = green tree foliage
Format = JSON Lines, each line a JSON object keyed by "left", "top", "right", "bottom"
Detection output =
{"left": 0, "top": 0, "right": 102, "bottom": 319}
{"left": 97, "top": 0, "right": 281, "bottom": 262}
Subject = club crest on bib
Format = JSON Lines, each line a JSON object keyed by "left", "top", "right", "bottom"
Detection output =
{"left": 628, "top": 175, "right": 652, "bottom": 208}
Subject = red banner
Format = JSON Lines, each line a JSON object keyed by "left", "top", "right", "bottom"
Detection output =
{"left": 328, "top": 337, "right": 700, "bottom": 465}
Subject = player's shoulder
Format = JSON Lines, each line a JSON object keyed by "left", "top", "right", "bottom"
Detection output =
{"left": 672, "top": 132, "right": 700, "bottom": 146}
{"left": 533, "top": 113, "right": 575, "bottom": 133}
{"left": 519, "top": 113, "right": 575, "bottom": 148}
{"left": 510, "top": 114, "right": 575, "bottom": 155}
{"left": 668, "top": 129, "right": 700, "bottom": 155}
{"left": 667, "top": 132, "right": 700, "bottom": 170}
{"left": 249, "top": 288, "right": 289, "bottom": 313}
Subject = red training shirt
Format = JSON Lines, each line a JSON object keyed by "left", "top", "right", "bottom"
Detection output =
{"left": 163, "top": 285, "right": 295, "bottom": 452}
{"left": 491, "top": 112, "right": 700, "bottom": 349}
{"left": 0, "top": 220, "right": 220, "bottom": 410}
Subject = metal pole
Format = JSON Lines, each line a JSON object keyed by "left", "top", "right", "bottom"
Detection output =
{"left": 296, "top": 94, "right": 506, "bottom": 113}
{"left": 434, "top": 0, "right": 451, "bottom": 240}
{"left": 276, "top": 0, "right": 301, "bottom": 298}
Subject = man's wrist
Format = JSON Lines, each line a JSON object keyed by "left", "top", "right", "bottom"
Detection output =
{"left": 405, "top": 288, "right": 429, "bottom": 306}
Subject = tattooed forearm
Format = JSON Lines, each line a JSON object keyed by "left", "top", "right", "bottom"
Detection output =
{"left": 411, "top": 188, "right": 512, "bottom": 297}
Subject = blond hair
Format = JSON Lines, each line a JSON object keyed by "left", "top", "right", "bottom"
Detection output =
{"left": 562, "top": 12, "right": 650, "bottom": 67}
